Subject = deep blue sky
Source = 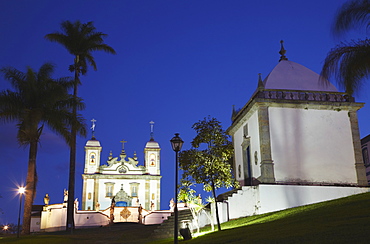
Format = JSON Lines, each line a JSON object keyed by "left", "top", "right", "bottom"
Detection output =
{"left": 1, "top": 0, "right": 368, "bottom": 225}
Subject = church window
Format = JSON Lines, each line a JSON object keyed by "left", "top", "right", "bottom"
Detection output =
{"left": 362, "top": 148, "right": 370, "bottom": 167}
{"left": 105, "top": 182, "right": 115, "bottom": 197}
{"left": 90, "top": 152, "right": 96, "bottom": 164}
{"left": 130, "top": 182, "right": 139, "bottom": 197}
{"left": 150, "top": 153, "right": 156, "bottom": 167}
{"left": 243, "top": 124, "right": 248, "bottom": 138}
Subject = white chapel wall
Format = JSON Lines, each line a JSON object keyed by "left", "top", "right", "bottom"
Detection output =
{"left": 223, "top": 184, "right": 369, "bottom": 222}
{"left": 233, "top": 110, "right": 261, "bottom": 183}
{"left": 269, "top": 107, "right": 357, "bottom": 184}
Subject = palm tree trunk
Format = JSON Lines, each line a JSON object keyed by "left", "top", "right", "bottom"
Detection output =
{"left": 22, "top": 140, "right": 38, "bottom": 235}
{"left": 66, "top": 56, "right": 79, "bottom": 233}
{"left": 66, "top": 121, "right": 76, "bottom": 233}
{"left": 211, "top": 179, "right": 221, "bottom": 231}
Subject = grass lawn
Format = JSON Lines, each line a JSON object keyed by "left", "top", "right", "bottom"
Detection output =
{"left": 153, "top": 192, "right": 370, "bottom": 244}
{"left": 2, "top": 192, "right": 370, "bottom": 243}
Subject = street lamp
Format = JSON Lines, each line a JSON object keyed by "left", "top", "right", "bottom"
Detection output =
{"left": 3, "top": 225, "right": 9, "bottom": 232}
{"left": 17, "top": 187, "right": 25, "bottom": 238}
{"left": 170, "top": 133, "right": 184, "bottom": 244}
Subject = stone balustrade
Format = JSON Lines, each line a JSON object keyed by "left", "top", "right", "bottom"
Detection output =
{"left": 256, "top": 89, "right": 354, "bottom": 102}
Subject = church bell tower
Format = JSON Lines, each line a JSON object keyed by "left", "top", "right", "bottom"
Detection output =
{"left": 84, "top": 119, "right": 102, "bottom": 174}
{"left": 144, "top": 121, "right": 161, "bottom": 175}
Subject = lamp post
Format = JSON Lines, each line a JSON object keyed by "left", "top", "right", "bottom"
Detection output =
{"left": 17, "top": 187, "right": 25, "bottom": 238}
{"left": 170, "top": 133, "right": 184, "bottom": 244}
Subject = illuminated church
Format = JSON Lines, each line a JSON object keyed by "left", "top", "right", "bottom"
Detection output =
{"left": 228, "top": 42, "right": 367, "bottom": 187}
{"left": 81, "top": 121, "right": 161, "bottom": 211}
{"left": 217, "top": 42, "right": 369, "bottom": 221}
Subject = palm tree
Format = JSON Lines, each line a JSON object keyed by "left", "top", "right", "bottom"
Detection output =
{"left": 0, "top": 63, "right": 86, "bottom": 235}
{"left": 321, "top": 0, "right": 370, "bottom": 96}
{"left": 45, "top": 20, "right": 116, "bottom": 232}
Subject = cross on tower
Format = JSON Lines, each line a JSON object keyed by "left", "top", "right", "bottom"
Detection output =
{"left": 149, "top": 121, "right": 155, "bottom": 141}
{"left": 91, "top": 118, "right": 97, "bottom": 131}
{"left": 91, "top": 118, "right": 97, "bottom": 139}
{"left": 120, "top": 139, "right": 127, "bottom": 154}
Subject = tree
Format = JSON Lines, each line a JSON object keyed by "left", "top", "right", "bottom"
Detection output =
{"left": 0, "top": 63, "right": 86, "bottom": 235}
{"left": 179, "top": 116, "right": 238, "bottom": 231}
{"left": 321, "top": 0, "right": 370, "bottom": 95}
{"left": 45, "top": 20, "right": 116, "bottom": 232}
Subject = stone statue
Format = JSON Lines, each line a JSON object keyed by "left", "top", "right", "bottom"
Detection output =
{"left": 63, "top": 189, "right": 68, "bottom": 202}
{"left": 170, "top": 198, "right": 175, "bottom": 211}
{"left": 138, "top": 204, "right": 143, "bottom": 224}
{"left": 63, "top": 189, "right": 68, "bottom": 208}
{"left": 96, "top": 201, "right": 100, "bottom": 211}
{"left": 74, "top": 198, "right": 79, "bottom": 210}
{"left": 44, "top": 194, "right": 50, "bottom": 205}
{"left": 197, "top": 194, "right": 202, "bottom": 205}
{"left": 110, "top": 196, "right": 116, "bottom": 224}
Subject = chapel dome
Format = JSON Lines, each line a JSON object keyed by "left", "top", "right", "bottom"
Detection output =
{"left": 145, "top": 140, "right": 160, "bottom": 149}
{"left": 263, "top": 60, "right": 338, "bottom": 92}
{"left": 86, "top": 138, "right": 101, "bottom": 147}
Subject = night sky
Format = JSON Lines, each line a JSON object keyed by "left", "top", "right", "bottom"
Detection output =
{"left": 1, "top": 0, "right": 369, "bottom": 225}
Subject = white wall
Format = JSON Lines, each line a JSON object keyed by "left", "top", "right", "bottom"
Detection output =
{"left": 40, "top": 205, "right": 110, "bottom": 232}
{"left": 30, "top": 217, "right": 41, "bottom": 232}
{"left": 233, "top": 110, "right": 261, "bottom": 182}
{"left": 224, "top": 184, "right": 369, "bottom": 222}
{"left": 227, "top": 186, "right": 260, "bottom": 219}
{"left": 269, "top": 108, "right": 357, "bottom": 184}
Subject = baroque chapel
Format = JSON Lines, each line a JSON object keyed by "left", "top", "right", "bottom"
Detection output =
{"left": 81, "top": 122, "right": 161, "bottom": 211}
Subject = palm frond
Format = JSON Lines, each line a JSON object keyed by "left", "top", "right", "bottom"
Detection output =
{"left": 45, "top": 20, "right": 116, "bottom": 75}
{"left": 333, "top": 0, "right": 370, "bottom": 36}
{"left": 321, "top": 39, "right": 370, "bottom": 95}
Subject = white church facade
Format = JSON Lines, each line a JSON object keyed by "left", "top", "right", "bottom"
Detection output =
{"left": 82, "top": 130, "right": 162, "bottom": 211}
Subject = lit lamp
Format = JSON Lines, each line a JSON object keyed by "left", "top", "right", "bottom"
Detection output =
{"left": 170, "top": 133, "right": 184, "bottom": 244}
{"left": 17, "top": 187, "right": 25, "bottom": 238}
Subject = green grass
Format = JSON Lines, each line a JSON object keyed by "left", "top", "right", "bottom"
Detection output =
{"left": 2, "top": 192, "right": 370, "bottom": 243}
{"left": 153, "top": 192, "right": 370, "bottom": 244}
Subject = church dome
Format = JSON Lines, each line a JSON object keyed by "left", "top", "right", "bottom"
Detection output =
{"left": 263, "top": 60, "right": 338, "bottom": 92}
{"left": 86, "top": 139, "right": 101, "bottom": 147}
{"left": 145, "top": 140, "right": 160, "bottom": 148}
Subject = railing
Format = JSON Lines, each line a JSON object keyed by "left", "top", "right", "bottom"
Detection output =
{"left": 232, "top": 89, "right": 355, "bottom": 122}
{"left": 256, "top": 89, "right": 354, "bottom": 102}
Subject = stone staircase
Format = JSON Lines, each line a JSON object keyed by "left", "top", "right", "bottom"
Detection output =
{"left": 151, "top": 209, "right": 193, "bottom": 239}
